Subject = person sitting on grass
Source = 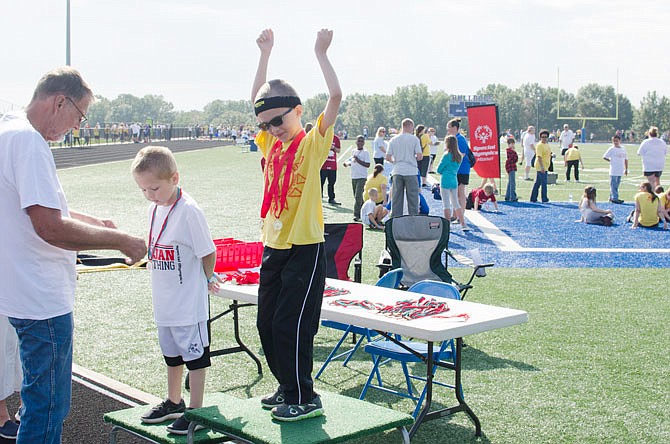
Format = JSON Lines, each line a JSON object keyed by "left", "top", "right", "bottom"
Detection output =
{"left": 132, "top": 146, "right": 220, "bottom": 435}
{"left": 360, "top": 188, "right": 389, "bottom": 230}
{"left": 577, "top": 186, "right": 614, "bottom": 226}
{"left": 466, "top": 183, "right": 499, "bottom": 212}
{"left": 628, "top": 181, "right": 669, "bottom": 229}
{"left": 654, "top": 185, "right": 670, "bottom": 224}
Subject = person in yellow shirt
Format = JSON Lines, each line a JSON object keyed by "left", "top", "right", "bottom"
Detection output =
{"left": 630, "top": 182, "right": 668, "bottom": 229}
{"left": 251, "top": 28, "right": 342, "bottom": 422}
{"left": 530, "top": 129, "right": 552, "bottom": 203}
{"left": 654, "top": 185, "right": 670, "bottom": 224}
{"left": 415, "top": 124, "right": 431, "bottom": 187}
{"left": 363, "top": 164, "right": 389, "bottom": 205}
{"left": 564, "top": 144, "right": 584, "bottom": 182}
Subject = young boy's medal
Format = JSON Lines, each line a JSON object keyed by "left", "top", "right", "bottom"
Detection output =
{"left": 273, "top": 219, "right": 283, "bottom": 231}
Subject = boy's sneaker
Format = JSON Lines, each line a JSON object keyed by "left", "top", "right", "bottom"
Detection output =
{"left": 261, "top": 388, "right": 285, "bottom": 409}
{"left": 141, "top": 399, "right": 185, "bottom": 423}
{"left": 0, "top": 419, "right": 19, "bottom": 439}
{"left": 271, "top": 395, "right": 323, "bottom": 422}
{"left": 166, "top": 412, "right": 206, "bottom": 435}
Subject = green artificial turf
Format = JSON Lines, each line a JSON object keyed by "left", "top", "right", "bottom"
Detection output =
{"left": 60, "top": 143, "right": 669, "bottom": 443}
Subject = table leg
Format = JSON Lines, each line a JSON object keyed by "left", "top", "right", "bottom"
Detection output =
{"left": 208, "top": 300, "right": 263, "bottom": 375}
{"left": 231, "top": 301, "right": 263, "bottom": 374}
{"left": 409, "top": 338, "right": 482, "bottom": 438}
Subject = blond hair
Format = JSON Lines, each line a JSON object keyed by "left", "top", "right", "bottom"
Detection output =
{"left": 131, "top": 146, "right": 178, "bottom": 179}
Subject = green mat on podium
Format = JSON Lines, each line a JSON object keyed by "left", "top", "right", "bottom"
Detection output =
{"left": 184, "top": 391, "right": 413, "bottom": 444}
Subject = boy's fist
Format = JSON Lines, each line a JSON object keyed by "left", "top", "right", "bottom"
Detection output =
{"left": 256, "top": 28, "right": 274, "bottom": 52}
{"left": 315, "top": 29, "right": 333, "bottom": 54}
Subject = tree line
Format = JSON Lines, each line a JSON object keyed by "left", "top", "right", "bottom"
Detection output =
{"left": 87, "top": 83, "right": 669, "bottom": 140}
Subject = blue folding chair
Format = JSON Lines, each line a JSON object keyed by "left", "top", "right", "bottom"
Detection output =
{"left": 359, "top": 280, "right": 460, "bottom": 418}
{"left": 315, "top": 268, "right": 404, "bottom": 380}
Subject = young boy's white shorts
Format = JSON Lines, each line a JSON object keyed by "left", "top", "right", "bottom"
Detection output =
{"left": 0, "top": 315, "right": 22, "bottom": 399}
{"left": 157, "top": 320, "right": 209, "bottom": 362}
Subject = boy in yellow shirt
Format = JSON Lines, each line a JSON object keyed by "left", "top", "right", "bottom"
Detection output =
{"left": 564, "top": 144, "right": 584, "bottom": 182}
{"left": 251, "top": 28, "right": 342, "bottom": 421}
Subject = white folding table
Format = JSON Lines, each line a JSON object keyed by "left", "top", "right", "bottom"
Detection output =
{"left": 214, "top": 278, "right": 528, "bottom": 439}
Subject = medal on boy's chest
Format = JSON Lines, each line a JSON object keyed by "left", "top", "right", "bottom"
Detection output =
{"left": 273, "top": 219, "right": 283, "bottom": 231}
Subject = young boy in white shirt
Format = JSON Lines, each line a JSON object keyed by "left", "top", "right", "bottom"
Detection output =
{"left": 360, "top": 188, "right": 389, "bottom": 230}
{"left": 132, "top": 146, "right": 219, "bottom": 435}
{"left": 602, "top": 135, "right": 628, "bottom": 203}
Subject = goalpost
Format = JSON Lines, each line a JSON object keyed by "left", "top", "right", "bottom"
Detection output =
{"left": 556, "top": 68, "right": 620, "bottom": 129}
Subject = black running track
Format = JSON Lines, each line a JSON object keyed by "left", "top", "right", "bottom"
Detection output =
{"left": 52, "top": 138, "right": 230, "bottom": 169}
{"left": 1, "top": 139, "right": 229, "bottom": 443}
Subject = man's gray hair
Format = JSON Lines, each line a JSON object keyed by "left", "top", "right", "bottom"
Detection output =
{"left": 31, "top": 66, "right": 93, "bottom": 103}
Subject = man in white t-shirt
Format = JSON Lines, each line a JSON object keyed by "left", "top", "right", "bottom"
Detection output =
{"left": 386, "top": 118, "right": 423, "bottom": 216}
{"left": 521, "top": 125, "right": 536, "bottom": 180}
{"left": 0, "top": 67, "right": 146, "bottom": 443}
{"left": 559, "top": 123, "right": 575, "bottom": 156}
{"left": 343, "top": 135, "right": 371, "bottom": 221}
{"left": 637, "top": 125, "right": 668, "bottom": 189}
{"left": 603, "top": 135, "right": 628, "bottom": 203}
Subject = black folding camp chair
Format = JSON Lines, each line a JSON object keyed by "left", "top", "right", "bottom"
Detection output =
{"left": 378, "top": 214, "right": 493, "bottom": 299}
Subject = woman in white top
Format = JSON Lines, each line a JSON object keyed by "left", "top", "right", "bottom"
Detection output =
{"left": 637, "top": 126, "right": 668, "bottom": 189}
{"left": 372, "top": 127, "right": 388, "bottom": 165}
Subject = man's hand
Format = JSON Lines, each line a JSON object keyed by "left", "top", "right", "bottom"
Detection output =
{"left": 256, "top": 28, "right": 274, "bottom": 54}
{"left": 315, "top": 29, "right": 333, "bottom": 55}
{"left": 122, "top": 236, "right": 147, "bottom": 265}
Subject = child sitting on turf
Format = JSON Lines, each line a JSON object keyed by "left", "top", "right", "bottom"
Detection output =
{"left": 251, "top": 28, "right": 342, "bottom": 422}
{"left": 654, "top": 185, "right": 670, "bottom": 223}
{"left": 360, "top": 188, "right": 389, "bottom": 229}
{"left": 577, "top": 186, "right": 614, "bottom": 225}
{"left": 132, "top": 146, "right": 220, "bottom": 435}
{"left": 466, "top": 183, "right": 499, "bottom": 212}
{"left": 628, "top": 181, "right": 668, "bottom": 229}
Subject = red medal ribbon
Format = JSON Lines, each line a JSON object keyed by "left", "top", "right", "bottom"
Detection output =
{"left": 260, "top": 130, "right": 306, "bottom": 219}
{"left": 148, "top": 187, "right": 182, "bottom": 260}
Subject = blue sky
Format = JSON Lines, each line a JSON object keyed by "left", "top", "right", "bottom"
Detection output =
{"left": 2, "top": 0, "right": 669, "bottom": 111}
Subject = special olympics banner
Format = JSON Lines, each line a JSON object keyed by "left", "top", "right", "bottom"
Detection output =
{"left": 466, "top": 104, "right": 500, "bottom": 179}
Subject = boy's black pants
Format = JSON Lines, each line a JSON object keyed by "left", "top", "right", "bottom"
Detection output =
{"left": 257, "top": 242, "right": 326, "bottom": 405}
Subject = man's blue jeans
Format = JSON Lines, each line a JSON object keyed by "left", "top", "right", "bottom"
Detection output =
{"left": 610, "top": 175, "right": 622, "bottom": 200}
{"left": 530, "top": 171, "right": 549, "bottom": 202}
{"left": 9, "top": 313, "right": 73, "bottom": 444}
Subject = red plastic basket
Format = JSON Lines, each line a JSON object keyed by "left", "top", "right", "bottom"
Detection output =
{"left": 214, "top": 238, "right": 263, "bottom": 272}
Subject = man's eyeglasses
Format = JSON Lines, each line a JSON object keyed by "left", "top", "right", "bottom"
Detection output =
{"left": 257, "top": 107, "right": 294, "bottom": 131}
{"left": 66, "top": 97, "right": 87, "bottom": 125}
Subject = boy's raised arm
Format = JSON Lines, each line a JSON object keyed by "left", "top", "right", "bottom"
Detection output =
{"left": 314, "top": 29, "right": 342, "bottom": 136}
{"left": 251, "top": 29, "right": 274, "bottom": 103}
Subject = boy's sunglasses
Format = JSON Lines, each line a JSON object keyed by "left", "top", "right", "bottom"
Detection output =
{"left": 257, "top": 107, "right": 294, "bottom": 131}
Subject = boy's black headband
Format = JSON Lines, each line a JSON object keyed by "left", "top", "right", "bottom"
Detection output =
{"left": 254, "top": 96, "right": 301, "bottom": 115}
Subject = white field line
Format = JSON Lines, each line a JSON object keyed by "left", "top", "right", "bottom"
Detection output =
{"left": 464, "top": 210, "right": 670, "bottom": 253}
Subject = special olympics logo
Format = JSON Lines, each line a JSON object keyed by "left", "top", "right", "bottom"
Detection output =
{"left": 474, "top": 125, "right": 493, "bottom": 144}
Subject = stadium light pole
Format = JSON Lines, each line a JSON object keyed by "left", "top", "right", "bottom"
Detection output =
{"left": 66, "top": 0, "right": 71, "bottom": 65}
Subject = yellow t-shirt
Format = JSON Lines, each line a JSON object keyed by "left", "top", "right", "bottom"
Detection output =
{"left": 659, "top": 193, "right": 670, "bottom": 211}
{"left": 534, "top": 141, "right": 552, "bottom": 170}
{"left": 256, "top": 113, "right": 333, "bottom": 249}
{"left": 364, "top": 173, "right": 389, "bottom": 204}
{"left": 635, "top": 192, "right": 660, "bottom": 227}
{"left": 565, "top": 147, "right": 581, "bottom": 161}
{"left": 420, "top": 133, "right": 431, "bottom": 156}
